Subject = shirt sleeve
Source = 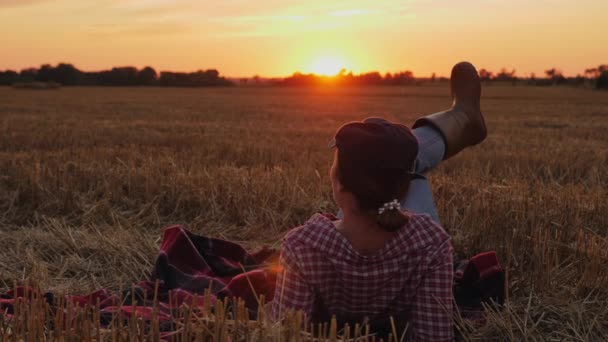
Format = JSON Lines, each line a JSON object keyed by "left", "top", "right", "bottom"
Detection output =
{"left": 410, "top": 238, "right": 454, "bottom": 341}
{"left": 271, "top": 243, "right": 314, "bottom": 321}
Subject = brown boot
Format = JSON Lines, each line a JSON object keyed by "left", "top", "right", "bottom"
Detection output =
{"left": 413, "top": 62, "right": 487, "bottom": 159}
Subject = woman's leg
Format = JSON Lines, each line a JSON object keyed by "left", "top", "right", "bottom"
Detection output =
{"left": 400, "top": 176, "right": 440, "bottom": 223}
{"left": 413, "top": 125, "right": 446, "bottom": 174}
{"left": 401, "top": 62, "right": 486, "bottom": 223}
{"left": 399, "top": 126, "right": 446, "bottom": 224}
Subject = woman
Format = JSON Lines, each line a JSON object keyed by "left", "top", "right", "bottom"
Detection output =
{"left": 271, "top": 62, "right": 486, "bottom": 341}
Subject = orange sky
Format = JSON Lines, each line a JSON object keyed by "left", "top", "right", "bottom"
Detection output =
{"left": 1, "top": 0, "right": 606, "bottom": 77}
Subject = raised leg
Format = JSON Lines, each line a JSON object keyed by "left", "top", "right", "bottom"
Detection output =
{"left": 412, "top": 125, "right": 446, "bottom": 174}
{"left": 413, "top": 62, "right": 486, "bottom": 160}
{"left": 399, "top": 125, "right": 446, "bottom": 224}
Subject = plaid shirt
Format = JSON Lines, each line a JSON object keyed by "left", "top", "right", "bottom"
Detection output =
{"left": 272, "top": 213, "right": 453, "bottom": 341}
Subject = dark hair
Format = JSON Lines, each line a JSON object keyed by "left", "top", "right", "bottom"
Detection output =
{"left": 335, "top": 152, "right": 412, "bottom": 232}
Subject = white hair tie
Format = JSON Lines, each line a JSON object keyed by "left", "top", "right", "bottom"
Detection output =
{"left": 378, "top": 199, "right": 400, "bottom": 215}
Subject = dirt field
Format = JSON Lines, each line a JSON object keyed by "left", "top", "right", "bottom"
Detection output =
{"left": 1, "top": 85, "right": 607, "bottom": 339}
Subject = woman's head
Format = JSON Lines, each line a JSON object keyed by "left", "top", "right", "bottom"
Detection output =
{"left": 329, "top": 118, "right": 419, "bottom": 232}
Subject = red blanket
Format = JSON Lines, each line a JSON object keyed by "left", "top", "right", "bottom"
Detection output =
{"left": 0, "top": 225, "right": 503, "bottom": 333}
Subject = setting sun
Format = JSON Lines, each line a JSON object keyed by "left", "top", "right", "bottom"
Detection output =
{"left": 308, "top": 56, "right": 349, "bottom": 76}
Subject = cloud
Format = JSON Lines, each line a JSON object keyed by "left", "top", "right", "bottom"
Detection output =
{"left": 209, "top": 1, "right": 410, "bottom": 38}
{"left": 0, "top": 0, "right": 51, "bottom": 8}
{"left": 329, "top": 9, "right": 380, "bottom": 17}
{"left": 60, "top": 0, "right": 199, "bottom": 39}
{"left": 0, "top": 0, "right": 412, "bottom": 40}
{"left": 86, "top": 21, "right": 191, "bottom": 39}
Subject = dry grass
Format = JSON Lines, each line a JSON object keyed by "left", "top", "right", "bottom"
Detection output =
{"left": 1, "top": 85, "right": 607, "bottom": 340}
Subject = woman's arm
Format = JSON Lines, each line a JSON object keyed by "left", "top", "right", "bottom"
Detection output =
{"left": 410, "top": 239, "right": 454, "bottom": 341}
{"left": 271, "top": 243, "right": 314, "bottom": 321}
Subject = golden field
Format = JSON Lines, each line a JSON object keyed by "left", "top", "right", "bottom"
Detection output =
{"left": 0, "top": 85, "right": 607, "bottom": 340}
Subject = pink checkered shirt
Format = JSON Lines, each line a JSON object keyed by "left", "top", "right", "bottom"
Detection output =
{"left": 271, "top": 212, "right": 454, "bottom": 341}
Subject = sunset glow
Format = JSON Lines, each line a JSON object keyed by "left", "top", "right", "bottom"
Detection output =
{"left": 0, "top": 0, "right": 607, "bottom": 77}
{"left": 308, "top": 56, "right": 349, "bottom": 76}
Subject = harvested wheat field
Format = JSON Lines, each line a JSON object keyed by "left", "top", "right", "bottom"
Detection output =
{"left": 1, "top": 85, "right": 608, "bottom": 340}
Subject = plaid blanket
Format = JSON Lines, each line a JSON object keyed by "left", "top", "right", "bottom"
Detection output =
{"left": 0, "top": 224, "right": 503, "bottom": 333}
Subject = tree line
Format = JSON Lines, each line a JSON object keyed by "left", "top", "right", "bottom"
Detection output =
{"left": 0, "top": 63, "right": 234, "bottom": 87}
{"left": 270, "top": 65, "right": 607, "bottom": 89}
{"left": 279, "top": 69, "right": 417, "bottom": 86}
{"left": 1, "top": 63, "right": 606, "bottom": 89}
{"left": 479, "top": 65, "right": 608, "bottom": 89}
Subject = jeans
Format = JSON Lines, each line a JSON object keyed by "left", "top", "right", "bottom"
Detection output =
{"left": 401, "top": 125, "right": 445, "bottom": 223}
{"left": 337, "top": 125, "right": 445, "bottom": 224}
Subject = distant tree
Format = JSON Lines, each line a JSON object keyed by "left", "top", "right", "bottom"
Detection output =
{"left": 570, "top": 74, "right": 586, "bottom": 86}
{"left": 341, "top": 71, "right": 355, "bottom": 83}
{"left": 545, "top": 68, "right": 567, "bottom": 85}
{"left": 0, "top": 70, "right": 19, "bottom": 85}
{"left": 19, "top": 68, "right": 38, "bottom": 82}
{"left": 597, "top": 71, "right": 608, "bottom": 90}
{"left": 595, "top": 64, "right": 608, "bottom": 89}
{"left": 158, "top": 69, "right": 233, "bottom": 87}
{"left": 494, "top": 68, "right": 517, "bottom": 82}
{"left": 584, "top": 67, "right": 599, "bottom": 79}
{"left": 54, "top": 63, "right": 83, "bottom": 85}
{"left": 205, "top": 69, "right": 220, "bottom": 80}
{"left": 430, "top": 73, "right": 436, "bottom": 82}
{"left": 36, "top": 64, "right": 54, "bottom": 82}
{"left": 282, "top": 72, "right": 318, "bottom": 86}
{"left": 478, "top": 68, "right": 493, "bottom": 81}
{"left": 108, "top": 67, "right": 139, "bottom": 86}
{"left": 358, "top": 72, "right": 383, "bottom": 85}
{"left": 2, "top": 63, "right": 232, "bottom": 87}
{"left": 384, "top": 72, "right": 393, "bottom": 83}
{"left": 528, "top": 72, "right": 537, "bottom": 86}
{"left": 582, "top": 65, "right": 608, "bottom": 87}
{"left": 137, "top": 66, "right": 158, "bottom": 86}
{"left": 545, "top": 68, "right": 558, "bottom": 79}
{"left": 390, "top": 71, "right": 415, "bottom": 85}
{"left": 281, "top": 70, "right": 416, "bottom": 87}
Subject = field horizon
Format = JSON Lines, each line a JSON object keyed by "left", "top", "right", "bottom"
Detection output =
{"left": 1, "top": 85, "right": 607, "bottom": 339}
